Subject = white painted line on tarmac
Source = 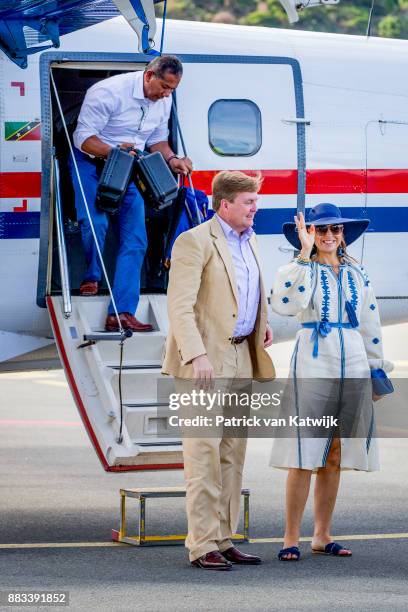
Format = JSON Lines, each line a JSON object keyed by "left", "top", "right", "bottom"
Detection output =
{"left": 2, "top": 533, "right": 408, "bottom": 549}
{"left": 0, "top": 542, "right": 126, "bottom": 549}
{"left": 251, "top": 533, "right": 408, "bottom": 543}
{"left": 0, "top": 420, "right": 80, "bottom": 427}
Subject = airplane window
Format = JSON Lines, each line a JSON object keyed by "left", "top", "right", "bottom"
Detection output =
{"left": 208, "top": 99, "right": 262, "bottom": 157}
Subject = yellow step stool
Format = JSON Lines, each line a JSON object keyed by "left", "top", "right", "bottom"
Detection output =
{"left": 112, "top": 486, "right": 250, "bottom": 546}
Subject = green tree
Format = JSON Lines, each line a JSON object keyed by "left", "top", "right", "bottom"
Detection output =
{"left": 378, "top": 14, "right": 402, "bottom": 37}
{"left": 162, "top": 0, "right": 408, "bottom": 39}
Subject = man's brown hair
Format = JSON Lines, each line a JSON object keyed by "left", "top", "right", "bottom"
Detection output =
{"left": 211, "top": 171, "right": 263, "bottom": 212}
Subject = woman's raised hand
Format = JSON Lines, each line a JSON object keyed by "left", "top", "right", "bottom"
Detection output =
{"left": 295, "top": 212, "right": 315, "bottom": 257}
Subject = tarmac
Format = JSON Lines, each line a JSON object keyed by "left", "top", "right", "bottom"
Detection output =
{"left": 0, "top": 324, "right": 407, "bottom": 611}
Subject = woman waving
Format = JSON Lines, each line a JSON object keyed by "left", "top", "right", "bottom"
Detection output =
{"left": 270, "top": 203, "right": 393, "bottom": 561}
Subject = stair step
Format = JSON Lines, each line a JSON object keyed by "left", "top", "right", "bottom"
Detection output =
{"left": 109, "top": 363, "right": 162, "bottom": 370}
{"left": 124, "top": 401, "right": 169, "bottom": 408}
{"left": 93, "top": 331, "right": 166, "bottom": 363}
{"left": 124, "top": 403, "right": 175, "bottom": 439}
{"left": 134, "top": 442, "right": 182, "bottom": 448}
{"left": 83, "top": 332, "right": 126, "bottom": 342}
{"left": 90, "top": 330, "right": 165, "bottom": 337}
{"left": 77, "top": 295, "right": 156, "bottom": 331}
{"left": 111, "top": 369, "right": 168, "bottom": 403}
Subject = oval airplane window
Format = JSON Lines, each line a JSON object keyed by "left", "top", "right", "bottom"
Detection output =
{"left": 208, "top": 99, "right": 262, "bottom": 157}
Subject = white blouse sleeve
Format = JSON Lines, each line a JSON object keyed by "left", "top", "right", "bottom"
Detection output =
{"left": 358, "top": 269, "right": 393, "bottom": 373}
{"left": 271, "top": 259, "right": 313, "bottom": 316}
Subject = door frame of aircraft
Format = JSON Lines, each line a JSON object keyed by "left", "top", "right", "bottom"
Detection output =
{"left": 36, "top": 52, "right": 306, "bottom": 308}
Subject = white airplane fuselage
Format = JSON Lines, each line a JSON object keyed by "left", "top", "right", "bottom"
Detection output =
{"left": 1, "top": 17, "right": 407, "bottom": 367}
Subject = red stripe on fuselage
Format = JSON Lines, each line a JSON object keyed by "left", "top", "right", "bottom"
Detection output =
{"left": 194, "top": 169, "right": 298, "bottom": 194}
{"left": 0, "top": 172, "right": 41, "bottom": 197}
{"left": 2, "top": 170, "right": 408, "bottom": 198}
{"left": 193, "top": 169, "right": 408, "bottom": 195}
{"left": 367, "top": 169, "right": 408, "bottom": 194}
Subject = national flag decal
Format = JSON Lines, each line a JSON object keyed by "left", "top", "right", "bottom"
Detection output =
{"left": 5, "top": 121, "right": 41, "bottom": 141}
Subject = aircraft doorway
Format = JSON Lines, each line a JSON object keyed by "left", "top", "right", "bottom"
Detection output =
{"left": 38, "top": 61, "right": 179, "bottom": 306}
{"left": 37, "top": 57, "right": 186, "bottom": 470}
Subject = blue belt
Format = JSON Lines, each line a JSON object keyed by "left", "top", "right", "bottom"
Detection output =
{"left": 302, "top": 321, "right": 353, "bottom": 358}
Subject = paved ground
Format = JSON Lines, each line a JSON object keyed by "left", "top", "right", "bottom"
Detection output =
{"left": 0, "top": 324, "right": 407, "bottom": 611}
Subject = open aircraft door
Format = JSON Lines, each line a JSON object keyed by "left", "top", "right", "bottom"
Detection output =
{"left": 365, "top": 121, "right": 408, "bottom": 296}
{"left": 174, "top": 56, "right": 305, "bottom": 294}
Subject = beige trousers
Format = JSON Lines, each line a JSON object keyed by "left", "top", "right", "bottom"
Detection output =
{"left": 181, "top": 340, "right": 253, "bottom": 562}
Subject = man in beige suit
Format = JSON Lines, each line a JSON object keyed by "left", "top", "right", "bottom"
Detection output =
{"left": 162, "top": 171, "right": 275, "bottom": 570}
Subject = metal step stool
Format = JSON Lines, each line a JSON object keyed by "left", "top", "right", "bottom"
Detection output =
{"left": 112, "top": 486, "right": 250, "bottom": 546}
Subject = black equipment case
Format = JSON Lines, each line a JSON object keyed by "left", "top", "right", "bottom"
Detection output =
{"left": 133, "top": 150, "right": 178, "bottom": 210}
{"left": 96, "top": 147, "right": 178, "bottom": 214}
{"left": 95, "top": 147, "right": 134, "bottom": 214}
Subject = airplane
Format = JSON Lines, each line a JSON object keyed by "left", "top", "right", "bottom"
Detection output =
{"left": 0, "top": 0, "right": 407, "bottom": 472}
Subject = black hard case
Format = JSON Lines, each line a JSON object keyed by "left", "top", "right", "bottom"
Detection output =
{"left": 96, "top": 147, "right": 134, "bottom": 214}
{"left": 134, "top": 151, "right": 178, "bottom": 210}
{"left": 96, "top": 147, "right": 178, "bottom": 213}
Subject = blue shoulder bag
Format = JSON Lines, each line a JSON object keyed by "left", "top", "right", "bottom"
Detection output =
{"left": 371, "top": 368, "right": 394, "bottom": 396}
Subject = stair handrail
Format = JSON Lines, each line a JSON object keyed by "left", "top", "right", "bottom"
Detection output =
{"left": 53, "top": 152, "right": 72, "bottom": 318}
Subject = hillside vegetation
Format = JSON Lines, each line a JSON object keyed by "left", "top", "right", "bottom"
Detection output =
{"left": 161, "top": 0, "right": 408, "bottom": 39}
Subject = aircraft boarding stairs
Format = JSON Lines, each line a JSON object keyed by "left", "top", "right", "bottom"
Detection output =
{"left": 47, "top": 294, "right": 183, "bottom": 472}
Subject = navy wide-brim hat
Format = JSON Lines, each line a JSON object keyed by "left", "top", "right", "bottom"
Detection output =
{"left": 283, "top": 203, "right": 370, "bottom": 250}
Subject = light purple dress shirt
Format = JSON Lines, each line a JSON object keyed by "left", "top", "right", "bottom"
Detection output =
{"left": 216, "top": 215, "right": 260, "bottom": 337}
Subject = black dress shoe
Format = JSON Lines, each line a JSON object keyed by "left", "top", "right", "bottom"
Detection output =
{"left": 191, "top": 550, "right": 232, "bottom": 570}
{"left": 221, "top": 546, "right": 262, "bottom": 564}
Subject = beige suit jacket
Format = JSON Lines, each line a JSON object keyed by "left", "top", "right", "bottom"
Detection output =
{"left": 162, "top": 215, "right": 275, "bottom": 380}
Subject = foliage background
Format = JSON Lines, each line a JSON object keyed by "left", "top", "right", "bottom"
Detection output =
{"left": 159, "top": 0, "right": 408, "bottom": 39}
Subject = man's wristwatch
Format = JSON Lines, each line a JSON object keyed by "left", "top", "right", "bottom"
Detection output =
{"left": 166, "top": 154, "right": 180, "bottom": 165}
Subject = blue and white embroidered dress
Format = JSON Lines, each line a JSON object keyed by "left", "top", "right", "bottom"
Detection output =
{"left": 270, "top": 258, "right": 393, "bottom": 472}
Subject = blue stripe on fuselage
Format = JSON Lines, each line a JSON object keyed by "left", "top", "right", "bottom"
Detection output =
{"left": 0, "top": 207, "right": 407, "bottom": 239}
{"left": 254, "top": 207, "right": 408, "bottom": 235}
{"left": 0, "top": 212, "right": 41, "bottom": 239}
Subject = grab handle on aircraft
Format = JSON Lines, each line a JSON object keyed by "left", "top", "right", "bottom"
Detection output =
{"left": 281, "top": 118, "right": 311, "bottom": 125}
{"left": 171, "top": 95, "right": 201, "bottom": 225}
{"left": 53, "top": 153, "right": 72, "bottom": 318}
{"left": 279, "top": 245, "right": 297, "bottom": 254}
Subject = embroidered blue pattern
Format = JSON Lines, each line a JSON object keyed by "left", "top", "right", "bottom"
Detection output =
{"left": 370, "top": 304, "right": 376, "bottom": 310}
{"left": 347, "top": 271, "right": 358, "bottom": 312}
{"left": 310, "top": 263, "right": 318, "bottom": 310}
{"left": 298, "top": 285, "right": 305, "bottom": 292}
{"left": 282, "top": 297, "right": 289, "bottom": 304}
{"left": 350, "top": 264, "right": 370, "bottom": 287}
{"left": 360, "top": 266, "right": 370, "bottom": 287}
{"left": 320, "top": 270, "right": 330, "bottom": 322}
{"left": 372, "top": 337, "right": 380, "bottom": 344}
{"left": 285, "top": 281, "right": 292, "bottom": 288}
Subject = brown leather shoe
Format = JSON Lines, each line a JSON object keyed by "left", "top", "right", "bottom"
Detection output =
{"left": 105, "top": 312, "right": 153, "bottom": 333}
{"left": 191, "top": 550, "right": 232, "bottom": 571}
{"left": 221, "top": 546, "right": 262, "bottom": 565}
{"left": 79, "top": 280, "right": 98, "bottom": 296}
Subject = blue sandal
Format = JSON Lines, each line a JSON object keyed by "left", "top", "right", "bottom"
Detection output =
{"left": 312, "top": 542, "right": 352, "bottom": 556}
{"left": 278, "top": 546, "right": 301, "bottom": 561}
